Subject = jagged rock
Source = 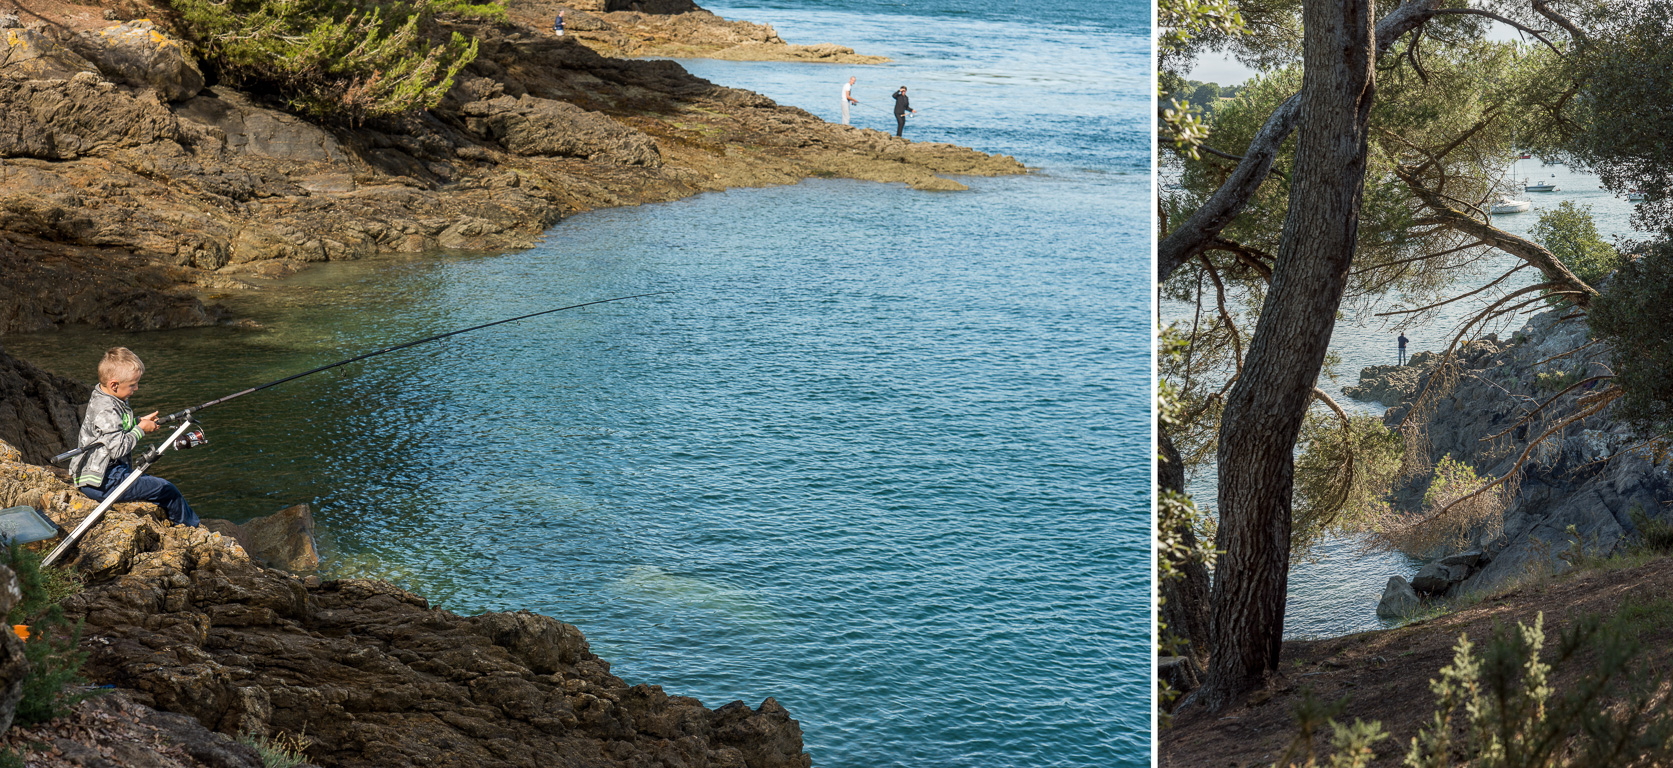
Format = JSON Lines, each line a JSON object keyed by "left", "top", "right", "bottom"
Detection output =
{"left": 72, "top": 21, "right": 205, "bottom": 102}
{"left": 203, "top": 503, "right": 320, "bottom": 574}
{"left": 174, "top": 87, "right": 349, "bottom": 164}
{"left": 0, "top": 439, "right": 815, "bottom": 767}
{"left": 460, "top": 94, "right": 662, "bottom": 167}
{"left": 0, "top": 26, "right": 97, "bottom": 81}
{"left": 0, "top": 342, "right": 87, "bottom": 465}
{"left": 1376, "top": 575, "right": 1422, "bottom": 618}
{"left": 1438, "top": 549, "right": 1485, "bottom": 569}
{"left": 0, "top": 76, "right": 182, "bottom": 160}
{"left": 1410, "top": 562, "right": 1465, "bottom": 595}
{"left": 0, "top": 688, "right": 303, "bottom": 768}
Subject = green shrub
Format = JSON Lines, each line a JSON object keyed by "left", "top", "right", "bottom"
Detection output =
{"left": 1589, "top": 236, "right": 1673, "bottom": 432}
{"left": 1532, "top": 368, "right": 1583, "bottom": 393}
{"left": 1293, "top": 612, "right": 1673, "bottom": 766}
{"left": 238, "top": 730, "right": 312, "bottom": 768}
{"left": 5, "top": 546, "right": 94, "bottom": 726}
{"left": 1629, "top": 504, "right": 1673, "bottom": 554}
{"left": 1530, "top": 201, "right": 1622, "bottom": 285}
{"left": 165, "top": 0, "right": 488, "bottom": 123}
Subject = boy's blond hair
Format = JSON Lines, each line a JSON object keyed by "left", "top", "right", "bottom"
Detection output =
{"left": 97, "top": 347, "right": 145, "bottom": 384}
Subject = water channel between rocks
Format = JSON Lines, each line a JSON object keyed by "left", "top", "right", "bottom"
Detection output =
{"left": 4, "top": 1, "right": 1149, "bottom": 764}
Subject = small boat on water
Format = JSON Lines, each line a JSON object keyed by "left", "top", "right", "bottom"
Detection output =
{"left": 1525, "top": 182, "right": 1559, "bottom": 192}
{"left": 1629, "top": 190, "right": 1650, "bottom": 202}
{"left": 1491, "top": 198, "right": 1531, "bottom": 214}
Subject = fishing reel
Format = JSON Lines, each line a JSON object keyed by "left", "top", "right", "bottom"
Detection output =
{"left": 172, "top": 426, "right": 209, "bottom": 452}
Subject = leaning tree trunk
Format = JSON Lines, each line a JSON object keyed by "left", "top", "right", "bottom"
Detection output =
{"left": 1196, "top": 0, "right": 1378, "bottom": 712}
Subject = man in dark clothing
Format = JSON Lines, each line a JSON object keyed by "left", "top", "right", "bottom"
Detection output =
{"left": 893, "top": 86, "right": 916, "bottom": 137}
{"left": 1398, "top": 332, "right": 1408, "bottom": 365}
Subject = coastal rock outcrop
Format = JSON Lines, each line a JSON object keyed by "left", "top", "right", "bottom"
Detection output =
{"left": 0, "top": 26, "right": 97, "bottom": 81}
{"left": 71, "top": 20, "right": 204, "bottom": 102}
{"left": 1342, "top": 351, "right": 1440, "bottom": 407}
{"left": 516, "top": 0, "right": 890, "bottom": 63}
{"left": 0, "top": 343, "right": 86, "bottom": 465}
{"left": 0, "top": 440, "right": 814, "bottom": 767}
{"left": 460, "top": 94, "right": 663, "bottom": 166}
{"left": 1358, "top": 308, "right": 1673, "bottom": 603}
{"left": 0, "top": 10, "right": 1020, "bottom": 336}
{"left": 1375, "top": 576, "right": 1420, "bottom": 618}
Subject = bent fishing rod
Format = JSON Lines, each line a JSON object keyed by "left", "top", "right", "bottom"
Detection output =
{"left": 52, "top": 290, "right": 673, "bottom": 464}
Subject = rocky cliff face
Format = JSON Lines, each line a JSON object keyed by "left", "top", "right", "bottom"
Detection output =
{"left": 0, "top": 437, "right": 813, "bottom": 767}
{"left": 0, "top": 343, "right": 87, "bottom": 465}
{"left": 1355, "top": 308, "right": 1671, "bottom": 606}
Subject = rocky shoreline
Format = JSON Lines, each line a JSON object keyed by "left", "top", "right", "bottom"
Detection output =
{"left": 0, "top": 434, "right": 813, "bottom": 767}
{"left": 515, "top": 0, "right": 890, "bottom": 63}
{"left": 0, "top": 0, "right": 1030, "bottom": 762}
{"left": 0, "top": 0, "right": 1022, "bottom": 336}
{"left": 1349, "top": 307, "right": 1671, "bottom": 619}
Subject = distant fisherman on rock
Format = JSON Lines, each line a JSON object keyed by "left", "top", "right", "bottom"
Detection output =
{"left": 893, "top": 86, "right": 916, "bottom": 137}
{"left": 69, "top": 347, "right": 201, "bottom": 527}
{"left": 1398, "top": 332, "right": 1408, "bottom": 365}
{"left": 842, "top": 76, "right": 858, "bottom": 125}
{"left": 554, "top": 9, "right": 565, "bottom": 36}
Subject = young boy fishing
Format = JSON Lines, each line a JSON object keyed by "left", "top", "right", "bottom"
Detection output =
{"left": 67, "top": 348, "right": 200, "bottom": 527}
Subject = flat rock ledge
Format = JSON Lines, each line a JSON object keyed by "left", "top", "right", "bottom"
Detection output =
{"left": 0, "top": 437, "right": 812, "bottom": 767}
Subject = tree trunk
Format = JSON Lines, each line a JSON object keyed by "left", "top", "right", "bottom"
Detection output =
{"left": 1196, "top": 0, "right": 1378, "bottom": 712}
{"left": 1158, "top": 423, "right": 1210, "bottom": 666}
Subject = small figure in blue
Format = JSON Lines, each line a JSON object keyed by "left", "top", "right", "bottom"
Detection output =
{"left": 1397, "top": 332, "right": 1409, "bottom": 365}
{"left": 68, "top": 347, "right": 200, "bottom": 527}
{"left": 554, "top": 9, "right": 565, "bottom": 36}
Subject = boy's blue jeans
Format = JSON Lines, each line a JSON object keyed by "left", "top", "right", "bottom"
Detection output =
{"left": 79, "top": 462, "right": 201, "bottom": 527}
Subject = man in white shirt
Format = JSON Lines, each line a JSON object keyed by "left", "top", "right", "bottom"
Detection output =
{"left": 841, "top": 77, "right": 857, "bottom": 125}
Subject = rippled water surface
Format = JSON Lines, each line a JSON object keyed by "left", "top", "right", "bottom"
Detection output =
{"left": 5, "top": 2, "right": 1148, "bottom": 765}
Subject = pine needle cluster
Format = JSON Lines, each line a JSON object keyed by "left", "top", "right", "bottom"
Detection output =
{"left": 166, "top": 0, "right": 500, "bottom": 123}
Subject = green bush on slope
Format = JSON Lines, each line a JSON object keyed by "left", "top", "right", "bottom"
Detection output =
{"left": 165, "top": 0, "right": 500, "bottom": 123}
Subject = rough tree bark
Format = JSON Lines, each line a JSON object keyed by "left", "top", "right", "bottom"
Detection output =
{"left": 1158, "top": 424, "right": 1210, "bottom": 665}
{"left": 1195, "top": 0, "right": 1379, "bottom": 712}
{"left": 1156, "top": 0, "right": 1442, "bottom": 285}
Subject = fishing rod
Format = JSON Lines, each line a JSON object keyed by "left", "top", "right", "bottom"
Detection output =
{"left": 52, "top": 290, "right": 673, "bottom": 463}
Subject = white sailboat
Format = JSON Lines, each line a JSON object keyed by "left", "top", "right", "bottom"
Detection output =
{"left": 1490, "top": 197, "right": 1531, "bottom": 214}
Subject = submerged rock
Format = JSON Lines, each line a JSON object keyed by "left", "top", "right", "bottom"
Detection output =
{"left": 203, "top": 503, "right": 320, "bottom": 574}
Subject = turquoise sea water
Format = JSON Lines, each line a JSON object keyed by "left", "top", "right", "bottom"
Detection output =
{"left": 4, "top": 1, "right": 1148, "bottom": 766}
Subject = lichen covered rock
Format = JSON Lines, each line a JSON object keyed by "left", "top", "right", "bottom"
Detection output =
{"left": 72, "top": 21, "right": 205, "bottom": 102}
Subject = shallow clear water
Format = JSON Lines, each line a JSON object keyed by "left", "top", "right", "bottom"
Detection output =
{"left": 4, "top": 2, "right": 1149, "bottom": 766}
